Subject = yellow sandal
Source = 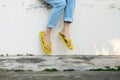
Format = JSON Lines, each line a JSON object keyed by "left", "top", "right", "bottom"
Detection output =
{"left": 58, "top": 32, "right": 73, "bottom": 49}
{"left": 39, "top": 31, "right": 52, "bottom": 54}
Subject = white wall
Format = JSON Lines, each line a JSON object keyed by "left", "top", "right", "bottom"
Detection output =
{"left": 0, "top": 0, "right": 120, "bottom": 55}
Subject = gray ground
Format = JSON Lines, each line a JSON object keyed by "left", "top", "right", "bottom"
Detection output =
{"left": 0, "top": 71, "right": 120, "bottom": 80}
{"left": 0, "top": 55, "right": 120, "bottom": 80}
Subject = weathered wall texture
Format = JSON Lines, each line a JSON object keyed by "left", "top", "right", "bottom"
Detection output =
{"left": 0, "top": 0, "right": 120, "bottom": 55}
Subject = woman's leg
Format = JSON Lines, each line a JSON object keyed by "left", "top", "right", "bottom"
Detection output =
{"left": 60, "top": 0, "right": 76, "bottom": 45}
{"left": 43, "top": 0, "right": 66, "bottom": 50}
{"left": 45, "top": 0, "right": 66, "bottom": 28}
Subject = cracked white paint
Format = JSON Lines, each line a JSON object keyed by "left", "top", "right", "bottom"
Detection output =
{"left": 0, "top": 56, "right": 120, "bottom": 71}
{"left": 0, "top": 0, "right": 120, "bottom": 55}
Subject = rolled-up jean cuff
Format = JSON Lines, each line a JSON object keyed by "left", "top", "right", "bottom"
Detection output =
{"left": 47, "top": 24, "right": 55, "bottom": 29}
{"left": 64, "top": 17, "right": 73, "bottom": 23}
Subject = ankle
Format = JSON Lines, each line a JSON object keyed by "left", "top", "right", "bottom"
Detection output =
{"left": 44, "top": 27, "right": 52, "bottom": 36}
{"left": 61, "top": 30, "right": 69, "bottom": 35}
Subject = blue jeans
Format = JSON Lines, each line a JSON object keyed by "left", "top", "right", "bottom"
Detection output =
{"left": 44, "top": 0, "right": 76, "bottom": 28}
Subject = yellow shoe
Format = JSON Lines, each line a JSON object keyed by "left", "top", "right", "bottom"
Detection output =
{"left": 58, "top": 32, "right": 73, "bottom": 49}
{"left": 39, "top": 31, "right": 52, "bottom": 54}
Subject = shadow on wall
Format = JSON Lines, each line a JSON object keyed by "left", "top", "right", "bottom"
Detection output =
{"left": 39, "top": 0, "right": 52, "bottom": 9}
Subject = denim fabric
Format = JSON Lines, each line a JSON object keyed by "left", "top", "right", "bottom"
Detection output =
{"left": 44, "top": 0, "right": 76, "bottom": 28}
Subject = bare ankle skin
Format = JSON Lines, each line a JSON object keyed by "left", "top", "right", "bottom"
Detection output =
{"left": 43, "top": 27, "right": 52, "bottom": 51}
{"left": 60, "top": 21, "right": 71, "bottom": 39}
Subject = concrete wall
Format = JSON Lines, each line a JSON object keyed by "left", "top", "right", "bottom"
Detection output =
{"left": 0, "top": 0, "right": 120, "bottom": 55}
